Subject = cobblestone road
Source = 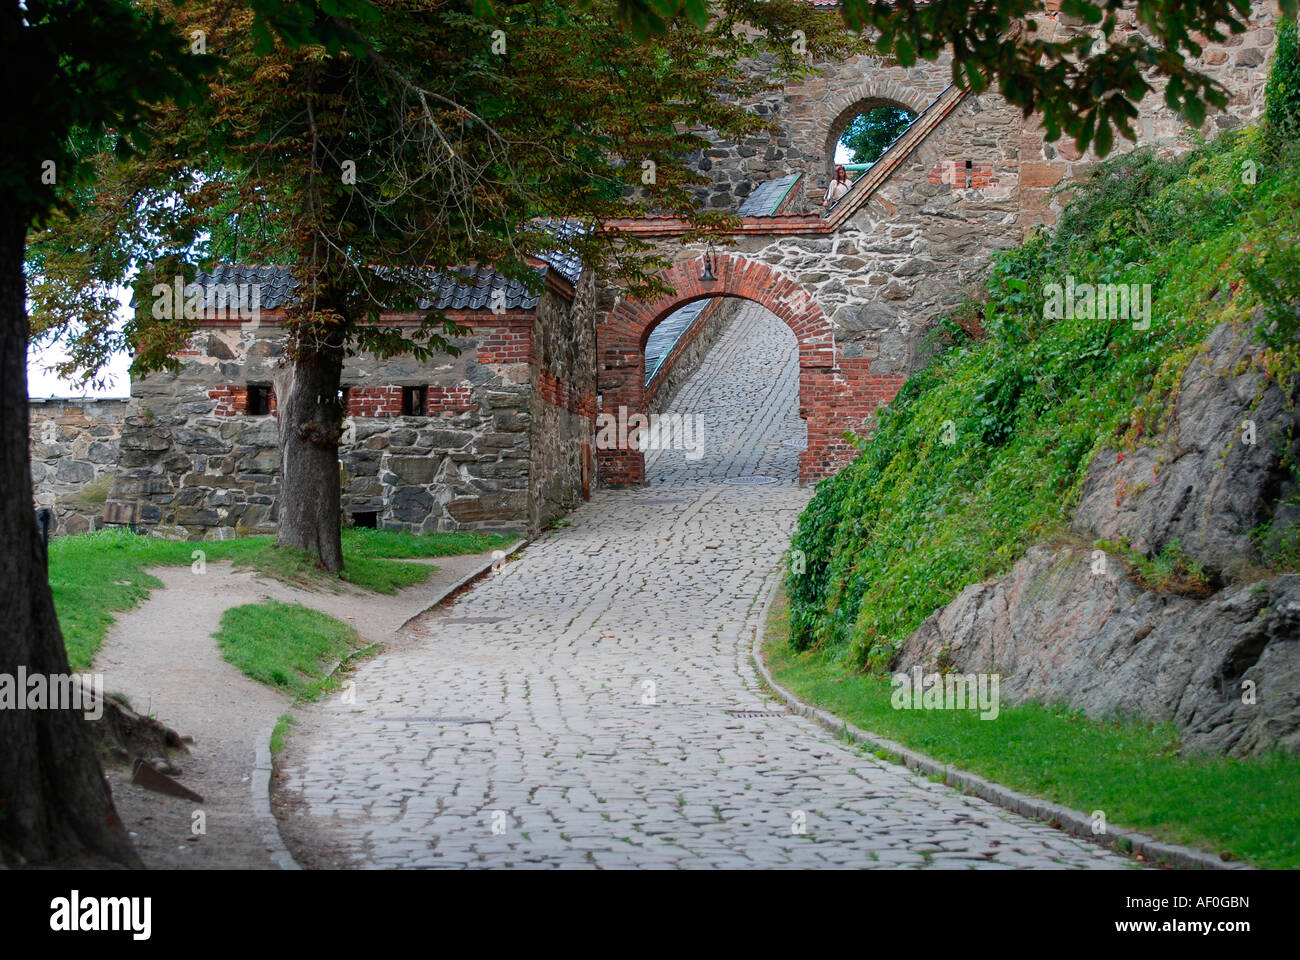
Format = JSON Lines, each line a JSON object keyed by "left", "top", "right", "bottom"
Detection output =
{"left": 277, "top": 303, "right": 1132, "bottom": 869}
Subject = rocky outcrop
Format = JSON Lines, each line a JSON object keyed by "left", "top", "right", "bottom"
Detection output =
{"left": 1070, "top": 321, "right": 1300, "bottom": 577}
{"left": 894, "top": 545, "right": 1300, "bottom": 756}
{"left": 893, "top": 322, "right": 1300, "bottom": 756}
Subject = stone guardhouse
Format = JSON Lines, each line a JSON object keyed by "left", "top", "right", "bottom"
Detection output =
{"left": 29, "top": 1, "right": 1281, "bottom": 537}
{"left": 82, "top": 254, "right": 598, "bottom": 538}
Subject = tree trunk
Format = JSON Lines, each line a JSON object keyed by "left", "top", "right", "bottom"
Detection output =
{"left": 0, "top": 213, "right": 140, "bottom": 868}
{"left": 274, "top": 347, "right": 346, "bottom": 573}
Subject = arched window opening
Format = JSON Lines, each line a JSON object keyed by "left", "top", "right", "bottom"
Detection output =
{"left": 831, "top": 103, "right": 918, "bottom": 175}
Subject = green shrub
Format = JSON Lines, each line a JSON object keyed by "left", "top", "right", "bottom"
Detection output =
{"left": 1266, "top": 16, "right": 1300, "bottom": 143}
{"left": 1243, "top": 230, "right": 1300, "bottom": 348}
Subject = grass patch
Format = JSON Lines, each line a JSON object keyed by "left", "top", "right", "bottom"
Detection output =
{"left": 763, "top": 581, "right": 1300, "bottom": 869}
{"left": 1096, "top": 537, "right": 1213, "bottom": 596}
{"left": 48, "top": 526, "right": 515, "bottom": 670}
{"left": 215, "top": 600, "right": 364, "bottom": 701}
{"left": 342, "top": 527, "right": 514, "bottom": 559}
{"left": 270, "top": 713, "right": 295, "bottom": 754}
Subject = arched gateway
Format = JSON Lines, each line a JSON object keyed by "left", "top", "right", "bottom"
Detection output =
{"left": 597, "top": 253, "right": 904, "bottom": 485}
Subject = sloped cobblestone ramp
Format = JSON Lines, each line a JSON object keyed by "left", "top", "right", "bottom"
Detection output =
{"left": 277, "top": 303, "right": 1131, "bottom": 869}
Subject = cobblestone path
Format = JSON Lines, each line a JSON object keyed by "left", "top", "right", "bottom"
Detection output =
{"left": 277, "top": 302, "right": 1132, "bottom": 869}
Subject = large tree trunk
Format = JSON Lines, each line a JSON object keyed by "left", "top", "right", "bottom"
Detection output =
{"left": 0, "top": 213, "right": 140, "bottom": 868}
{"left": 274, "top": 347, "right": 346, "bottom": 573}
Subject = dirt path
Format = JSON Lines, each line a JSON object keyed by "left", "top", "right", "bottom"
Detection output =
{"left": 95, "top": 552, "right": 500, "bottom": 870}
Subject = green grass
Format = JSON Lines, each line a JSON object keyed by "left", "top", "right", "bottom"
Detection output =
{"left": 270, "top": 713, "right": 295, "bottom": 754}
{"left": 48, "top": 527, "right": 516, "bottom": 671}
{"left": 215, "top": 601, "right": 366, "bottom": 701}
{"left": 764, "top": 582, "right": 1300, "bottom": 869}
{"left": 341, "top": 527, "right": 513, "bottom": 559}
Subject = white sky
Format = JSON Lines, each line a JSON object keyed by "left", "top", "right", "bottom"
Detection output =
{"left": 27, "top": 286, "right": 133, "bottom": 399}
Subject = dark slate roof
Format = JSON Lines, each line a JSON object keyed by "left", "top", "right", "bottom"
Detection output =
{"left": 531, "top": 218, "right": 586, "bottom": 286}
{"left": 190, "top": 221, "right": 587, "bottom": 313}
{"left": 737, "top": 173, "right": 801, "bottom": 216}
{"left": 645, "top": 299, "right": 712, "bottom": 384}
{"left": 196, "top": 264, "right": 299, "bottom": 309}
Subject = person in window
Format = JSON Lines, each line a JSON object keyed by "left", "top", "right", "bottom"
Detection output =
{"left": 823, "top": 165, "right": 851, "bottom": 207}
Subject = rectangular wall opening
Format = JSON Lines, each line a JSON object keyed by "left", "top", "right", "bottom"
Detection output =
{"left": 351, "top": 511, "right": 378, "bottom": 529}
{"left": 402, "top": 385, "right": 427, "bottom": 416}
{"left": 247, "top": 383, "right": 271, "bottom": 416}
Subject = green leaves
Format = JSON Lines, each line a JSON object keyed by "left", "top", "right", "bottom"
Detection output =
{"left": 246, "top": 0, "right": 381, "bottom": 56}
{"left": 1266, "top": 16, "right": 1300, "bottom": 143}
{"left": 837, "top": 105, "right": 914, "bottom": 165}
{"left": 834, "top": 1, "right": 1269, "bottom": 156}
{"left": 681, "top": 0, "right": 709, "bottom": 28}
{"left": 1094, "top": 115, "right": 1114, "bottom": 158}
{"left": 5, "top": 0, "right": 214, "bottom": 224}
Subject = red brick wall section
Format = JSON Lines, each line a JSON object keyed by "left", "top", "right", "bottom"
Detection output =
{"left": 426, "top": 385, "right": 475, "bottom": 416}
{"left": 927, "top": 160, "right": 996, "bottom": 190}
{"left": 212, "top": 385, "right": 279, "bottom": 416}
{"left": 800, "top": 360, "right": 906, "bottom": 479}
{"left": 600, "top": 255, "right": 913, "bottom": 484}
{"left": 476, "top": 325, "right": 531, "bottom": 365}
{"left": 210, "top": 386, "right": 247, "bottom": 416}
{"left": 216, "top": 383, "right": 477, "bottom": 418}
{"left": 601, "top": 254, "right": 842, "bottom": 485}
{"left": 347, "top": 386, "right": 403, "bottom": 417}
{"left": 537, "top": 370, "right": 596, "bottom": 419}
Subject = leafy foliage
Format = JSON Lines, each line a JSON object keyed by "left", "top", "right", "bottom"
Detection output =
{"left": 1266, "top": 15, "right": 1300, "bottom": 142}
{"left": 1096, "top": 537, "right": 1213, "bottom": 595}
{"left": 2, "top": 0, "right": 212, "bottom": 225}
{"left": 834, "top": 0, "right": 1298, "bottom": 157}
{"left": 838, "top": 105, "right": 914, "bottom": 165}
{"left": 28, "top": 0, "right": 853, "bottom": 387}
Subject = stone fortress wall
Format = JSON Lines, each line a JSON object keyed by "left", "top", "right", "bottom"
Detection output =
{"left": 695, "top": 1, "right": 1281, "bottom": 223}
{"left": 30, "top": 399, "right": 131, "bottom": 535}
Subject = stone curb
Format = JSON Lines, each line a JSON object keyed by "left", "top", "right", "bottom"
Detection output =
{"left": 259, "top": 538, "right": 529, "bottom": 869}
{"left": 253, "top": 729, "right": 299, "bottom": 871}
{"left": 749, "top": 571, "right": 1252, "bottom": 872}
{"left": 395, "top": 537, "right": 528, "bottom": 633}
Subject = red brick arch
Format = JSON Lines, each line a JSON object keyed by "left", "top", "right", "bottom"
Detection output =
{"left": 598, "top": 254, "right": 902, "bottom": 485}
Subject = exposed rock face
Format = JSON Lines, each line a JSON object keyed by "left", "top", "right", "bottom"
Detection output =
{"left": 894, "top": 545, "right": 1300, "bottom": 757}
{"left": 1071, "top": 322, "right": 1300, "bottom": 577}
{"left": 894, "top": 323, "right": 1300, "bottom": 756}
